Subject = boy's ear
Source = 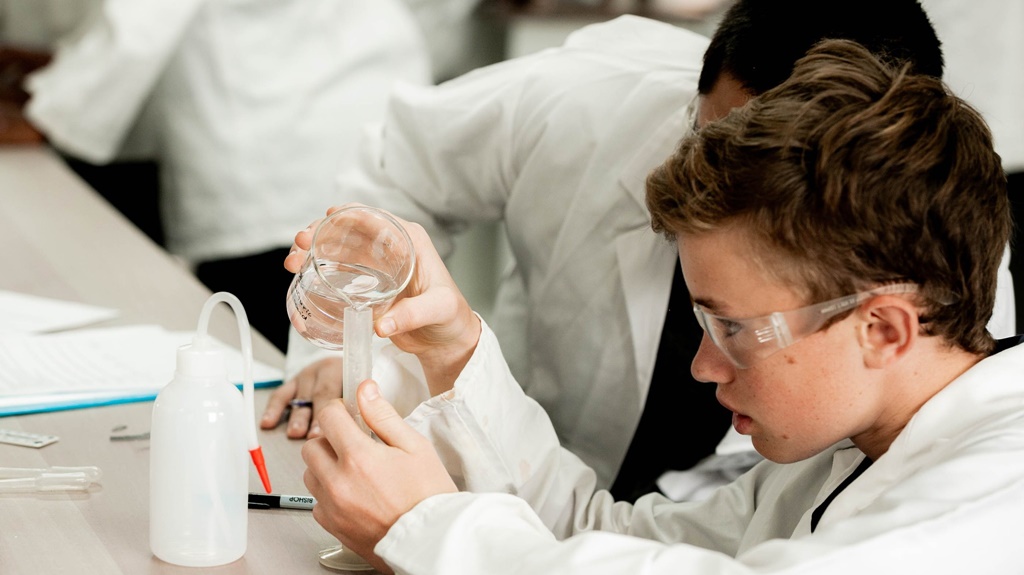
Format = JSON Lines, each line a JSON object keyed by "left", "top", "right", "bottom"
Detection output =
{"left": 856, "top": 296, "right": 919, "bottom": 369}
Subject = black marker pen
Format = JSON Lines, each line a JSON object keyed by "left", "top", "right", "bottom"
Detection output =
{"left": 248, "top": 492, "right": 317, "bottom": 510}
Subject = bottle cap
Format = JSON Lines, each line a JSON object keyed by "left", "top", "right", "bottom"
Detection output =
{"left": 175, "top": 335, "right": 228, "bottom": 379}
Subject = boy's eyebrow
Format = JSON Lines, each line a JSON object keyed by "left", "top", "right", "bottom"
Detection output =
{"left": 691, "top": 296, "right": 728, "bottom": 315}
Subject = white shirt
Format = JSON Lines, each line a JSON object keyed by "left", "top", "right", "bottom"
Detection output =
{"left": 25, "top": 0, "right": 433, "bottom": 262}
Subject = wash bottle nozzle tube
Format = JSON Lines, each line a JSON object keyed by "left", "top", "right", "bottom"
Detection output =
{"left": 194, "top": 292, "right": 272, "bottom": 494}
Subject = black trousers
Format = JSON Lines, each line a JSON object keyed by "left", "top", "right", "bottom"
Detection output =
{"left": 63, "top": 156, "right": 164, "bottom": 247}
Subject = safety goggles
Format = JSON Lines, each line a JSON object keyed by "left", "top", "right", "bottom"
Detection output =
{"left": 693, "top": 283, "right": 920, "bottom": 369}
{"left": 684, "top": 92, "right": 700, "bottom": 132}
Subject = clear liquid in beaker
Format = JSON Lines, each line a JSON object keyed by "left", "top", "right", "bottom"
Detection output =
{"left": 287, "top": 260, "right": 399, "bottom": 350}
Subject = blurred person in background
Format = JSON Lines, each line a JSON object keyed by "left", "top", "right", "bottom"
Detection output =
{"left": 0, "top": 0, "right": 444, "bottom": 352}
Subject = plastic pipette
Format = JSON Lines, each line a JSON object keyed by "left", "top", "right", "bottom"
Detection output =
{"left": 0, "top": 466, "right": 102, "bottom": 493}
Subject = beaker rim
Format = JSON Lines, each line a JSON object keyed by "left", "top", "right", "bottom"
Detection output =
{"left": 309, "top": 205, "right": 416, "bottom": 307}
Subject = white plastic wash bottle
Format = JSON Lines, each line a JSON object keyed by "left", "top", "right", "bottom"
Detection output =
{"left": 150, "top": 292, "right": 271, "bottom": 567}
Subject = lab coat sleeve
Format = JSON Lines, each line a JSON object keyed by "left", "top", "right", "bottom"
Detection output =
{"left": 376, "top": 433, "right": 1024, "bottom": 575}
{"left": 24, "top": 0, "right": 207, "bottom": 163}
{"left": 377, "top": 478, "right": 1024, "bottom": 575}
{"left": 400, "top": 319, "right": 756, "bottom": 550}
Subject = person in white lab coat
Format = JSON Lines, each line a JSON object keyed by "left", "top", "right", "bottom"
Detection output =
{"left": 298, "top": 40, "right": 1024, "bottom": 574}
{"left": 9, "top": 0, "right": 434, "bottom": 352}
{"left": 267, "top": 0, "right": 1017, "bottom": 501}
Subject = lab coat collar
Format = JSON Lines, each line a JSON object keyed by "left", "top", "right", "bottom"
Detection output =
{"left": 884, "top": 339, "right": 1024, "bottom": 464}
{"left": 615, "top": 229, "right": 677, "bottom": 402}
{"left": 810, "top": 340, "right": 1024, "bottom": 531}
{"left": 614, "top": 107, "right": 689, "bottom": 402}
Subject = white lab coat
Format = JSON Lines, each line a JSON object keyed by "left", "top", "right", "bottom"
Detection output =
{"left": 373, "top": 321, "right": 1024, "bottom": 574}
{"left": 24, "top": 0, "right": 432, "bottom": 263}
{"left": 288, "top": 15, "right": 1017, "bottom": 488}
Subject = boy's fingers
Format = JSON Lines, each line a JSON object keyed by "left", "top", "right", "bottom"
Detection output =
{"left": 317, "top": 399, "right": 371, "bottom": 452}
{"left": 284, "top": 248, "right": 307, "bottom": 273}
{"left": 357, "top": 381, "right": 421, "bottom": 452}
{"left": 308, "top": 359, "right": 343, "bottom": 437}
{"left": 300, "top": 436, "right": 337, "bottom": 480}
{"left": 260, "top": 378, "right": 298, "bottom": 428}
{"left": 377, "top": 288, "right": 458, "bottom": 337}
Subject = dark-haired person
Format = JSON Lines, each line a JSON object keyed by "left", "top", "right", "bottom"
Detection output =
{"left": 267, "top": 0, "right": 1015, "bottom": 502}
{"left": 301, "top": 39, "right": 1024, "bottom": 574}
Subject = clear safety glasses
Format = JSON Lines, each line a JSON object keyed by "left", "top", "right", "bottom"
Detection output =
{"left": 684, "top": 92, "right": 700, "bottom": 132}
{"left": 693, "top": 283, "right": 920, "bottom": 369}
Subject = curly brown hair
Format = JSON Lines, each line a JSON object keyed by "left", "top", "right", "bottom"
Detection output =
{"left": 646, "top": 40, "right": 1009, "bottom": 354}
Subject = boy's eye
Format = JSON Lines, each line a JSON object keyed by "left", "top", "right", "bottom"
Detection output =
{"left": 718, "top": 318, "right": 743, "bottom": 337}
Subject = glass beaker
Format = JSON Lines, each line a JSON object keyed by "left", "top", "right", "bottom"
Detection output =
{"left": 285, "top": 205, "right": 415, "bottom": 572}
{"left": 286, "top": 206, "right": 415, "bottom": 351}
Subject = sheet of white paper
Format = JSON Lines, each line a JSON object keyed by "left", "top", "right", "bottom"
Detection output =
{"left": 0, "top": 325, "right": 283, "bottom": 416}
{"left": 0, "top": 290, "right": 119, "bottom": 335}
